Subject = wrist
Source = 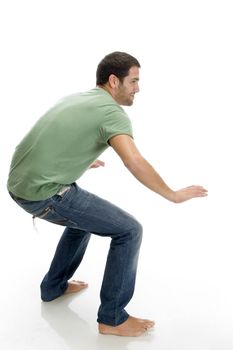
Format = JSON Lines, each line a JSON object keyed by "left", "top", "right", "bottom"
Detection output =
{"left": 165, "top": 190, "right": 176, "bottom": 203}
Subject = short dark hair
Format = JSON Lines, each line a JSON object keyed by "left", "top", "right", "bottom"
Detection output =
{"left": 96, "top": 51, "right": 141, "bottom": 85}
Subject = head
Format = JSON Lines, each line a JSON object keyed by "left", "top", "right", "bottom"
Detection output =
{"left": 96, "top": 51, "right": 141, "bottom": 106}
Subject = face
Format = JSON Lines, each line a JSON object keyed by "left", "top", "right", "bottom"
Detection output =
{"left": 114, "top": 66, "right": 140, "bottom": 106}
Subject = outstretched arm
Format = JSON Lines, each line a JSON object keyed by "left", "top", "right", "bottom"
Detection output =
{"left": 109, "top": 134, "right": 208, "bottom": 203}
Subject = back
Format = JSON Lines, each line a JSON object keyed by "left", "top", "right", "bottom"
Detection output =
{"left": 7, "top": 88, "right": 133, "bottom": 200}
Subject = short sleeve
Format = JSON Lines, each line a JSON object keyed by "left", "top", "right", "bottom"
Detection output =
{"left": 99, "top": 111, "right": 133, "bottom": 144}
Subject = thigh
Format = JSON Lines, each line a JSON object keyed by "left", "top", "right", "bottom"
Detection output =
{"left": 48, "top": 183, "right": 140, "bottom": 236}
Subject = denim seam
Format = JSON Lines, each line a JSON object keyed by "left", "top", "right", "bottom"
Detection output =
{"left": 68, "top": 208, "right": 135, "bottom": 232}
{"left": 113, "top": 231, "right": 132, "bottom": 326}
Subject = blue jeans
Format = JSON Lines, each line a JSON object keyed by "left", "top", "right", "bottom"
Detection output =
{"left": 9, "top": 183, "right": 143, "bottom": 326}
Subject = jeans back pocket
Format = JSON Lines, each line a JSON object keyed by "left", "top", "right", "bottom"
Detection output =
{"left": 34, "top": 205, "right": 78, "bottom": 228}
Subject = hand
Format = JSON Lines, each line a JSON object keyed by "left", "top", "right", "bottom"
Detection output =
{"left": 173, "top": 185, "right": 208, "bottom": 203}
{"left": 89, "top": 159, "right": 105, "bottom": 169}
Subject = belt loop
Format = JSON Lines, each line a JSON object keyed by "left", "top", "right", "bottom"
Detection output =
{"left": 57, "top": 185, "right": 70, "bottom": 197}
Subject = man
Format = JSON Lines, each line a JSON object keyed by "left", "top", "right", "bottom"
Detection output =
{"left": 7, "top": 51, "right": 208, "bottom": 337}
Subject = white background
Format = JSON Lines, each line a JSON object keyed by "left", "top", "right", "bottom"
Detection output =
{"left": 0, "top": 1, "right": 233, "bottom": 349}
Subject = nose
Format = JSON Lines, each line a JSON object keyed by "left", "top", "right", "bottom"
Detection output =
{"left": 135, "top": 82, "right": 140, "bottom": 93}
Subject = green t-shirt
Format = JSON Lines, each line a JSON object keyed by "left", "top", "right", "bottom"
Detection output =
{"left": 7, "top": 88, "right": 133, "bottom": 200}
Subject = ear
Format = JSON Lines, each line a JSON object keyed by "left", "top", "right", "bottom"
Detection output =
{"left": 108, "top": 74, "right": 120, "bottom": 89}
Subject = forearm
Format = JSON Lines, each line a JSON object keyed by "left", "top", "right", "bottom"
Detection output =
{"left": 109, "top": 134, "right": 207, "bottom": 203}
{"left": 124, "top": 154, "right": 175, "bottom": 202}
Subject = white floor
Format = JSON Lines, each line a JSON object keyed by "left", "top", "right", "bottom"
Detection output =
{"left": 1, "top": 181, "right": 233, "bottom": 350}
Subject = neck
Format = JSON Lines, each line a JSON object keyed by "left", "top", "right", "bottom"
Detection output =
{"left": 98, "top": 84, "right": 115, "bottom": 100}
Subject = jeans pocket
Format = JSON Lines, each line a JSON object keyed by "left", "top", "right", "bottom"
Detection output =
{"left": 34, "top": 205, "right": 77, "bottom": 228}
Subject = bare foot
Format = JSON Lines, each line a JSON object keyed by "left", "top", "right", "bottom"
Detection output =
{"left": 98, "top": 315, "right": 155, "bottom": 337}
{"left": 64, "top": 280, "right": 88, "bottom": 295}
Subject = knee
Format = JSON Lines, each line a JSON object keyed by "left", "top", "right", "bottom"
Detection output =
{"left": 129, "top": 217, "right": 143, "bottom": 242}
